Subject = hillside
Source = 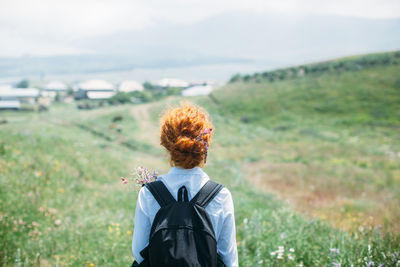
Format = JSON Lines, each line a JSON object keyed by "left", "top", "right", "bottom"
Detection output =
{"left": 220, "top": 51, "right": 400, "bottom": 128}
{"left": 195, "top": 50, "right": 400, "bottom": 233}
{"left": 1, "top": 51, "right": 400, "bottom": 266}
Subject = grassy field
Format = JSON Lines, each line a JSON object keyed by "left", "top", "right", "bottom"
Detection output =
{"left": 200, "top": 62, "right": 400, "bottom": 234}
{"left": 1, "top": 51, "right": 400, "bottom": 266}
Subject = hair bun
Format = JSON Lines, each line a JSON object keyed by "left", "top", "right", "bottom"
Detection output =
{"left": 174, "top": 136, "right": 203, "bottom": 154}
{"left": 160, "top": 102, "right": 213, "bottom": 169}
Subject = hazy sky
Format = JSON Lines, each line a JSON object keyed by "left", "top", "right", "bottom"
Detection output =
{"left": 1, "top": 0, "right": 400, "bottom": 57}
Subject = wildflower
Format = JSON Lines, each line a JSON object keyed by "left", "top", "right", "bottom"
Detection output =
{"left": 280, "top": 232, "right": 286, "bottom": 239}
{"left": 270, "top": 252, "right": 276, "bottom": 256}
{"left": 330, "top": 248, "right": 340, "bottom": 255}
{"left": 203, "top": 128, "right": 212, "bottom": 134}
{"left": 243, "top": 218, "right": 248, "bottom": 224}
{"left": 126, "top": 230, "right": 132, "bottom": 235}
{"left": 48, "top": 208, "right": 57, "bottom": 214}
{"left": 121, "top": 177, "right": 128, "bottom": 184}
{"left": 54, "top": 219, "right": 62, "bottom": 226}
{"left": 288, "top": 254, "right": 294, "bottom": 260}
{"left": 196, "top": 128, "right": 213, "bottom": 163}
{"left": 369, "top": 262, "right": 374, "bottom": 266}
{"left": 289, "top": 248, "right": 295, "bottom": 253}
{"left": 278, "top": 246, "right": 284, "bottom": 252}
{"left": 135, "top": 167, "right": 157, "bottom": 185}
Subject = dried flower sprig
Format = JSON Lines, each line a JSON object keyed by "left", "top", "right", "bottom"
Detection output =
{"left": 135, "top": 166, "right": 158, "bottom": 185}
{"left": 196, "top": 128, "right": 213, "bottom": 163}
{"left": 120, "top": 166, "right": 158, "bottom": 187}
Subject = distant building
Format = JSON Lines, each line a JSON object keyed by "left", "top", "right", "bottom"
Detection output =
{"left": 181, "top": 85, "right": 213, "bottom": 97}
{"left": 119, "top": 80, "right": 143, "bottom": 92}
{"left": 42, "top": 81, "right": 68, "bottom": 100}
{"left": 0, "top": 86, "right": 40, "bottom": 109}
{"left": 75, "top": 80, "right": 115, "bottom": 100}
{"left": 188, "top": 80, "right": 215, "bottom": 87}
{"left": 157, "top": 78, "right": 189, "bottom": 89}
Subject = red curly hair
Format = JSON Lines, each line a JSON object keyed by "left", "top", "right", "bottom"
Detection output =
{"left": 160, "top": 102, "right": 214, "bottom": 169}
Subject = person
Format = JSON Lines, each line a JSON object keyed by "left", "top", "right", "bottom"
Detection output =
{"left": 132, "top": 102, "right": 238, "bottom": 267}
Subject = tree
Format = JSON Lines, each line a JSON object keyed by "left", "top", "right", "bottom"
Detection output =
{"left": 229, "top": 74, "right": 241, "bottom": 83}
{"left": 143, "top": 81, "right": 155, "bottom": 90}
{"left": 166, "top": 87, "right": 182, "bottom": 96}
{"left": 16, "top": 79, "right": 29, "bottom": 88}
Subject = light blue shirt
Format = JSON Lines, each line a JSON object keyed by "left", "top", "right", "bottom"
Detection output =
{"left": 132, "top": 166, "right": 239, "bottom": 267}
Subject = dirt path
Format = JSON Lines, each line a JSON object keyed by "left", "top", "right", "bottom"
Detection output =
{"left": 130, "top": 103, "right": 160, "bottom": 146}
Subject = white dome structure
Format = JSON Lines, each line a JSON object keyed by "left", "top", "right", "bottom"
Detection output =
{"left": 75, "top": 80, "right": 115, "bottom": 100}
{"left": 78, "top": 80, "right": 115, "bottom": 91}
{"left": 44, "top": 81, "right": 68, "bottom": 91}
{"left": 119, "top": 80, "right": 143, "bottom": 92}
{"left": 182, "top": 85, "right": 213, "bottom": 97}
{"left": 157, "top": 78, "right": 189, "bottom": 88}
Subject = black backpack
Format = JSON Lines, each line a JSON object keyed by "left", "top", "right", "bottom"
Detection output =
{"left": 131, "top": 180, "right": 227, "bottom": 267}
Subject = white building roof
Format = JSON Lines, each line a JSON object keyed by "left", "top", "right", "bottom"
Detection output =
{"left": 0, "top": 85, "right": 12, "bottom": 90}
{"left": 0, "top": 100, "right": 20, "bottom": 109}
{"left": 87, "top": 91, "right": 115, "bottom": 99}
{"left": 181, "top": 85, "right": 213, "bottom": 97}
{"left": 78, "top": 80, "right": 115, "bottom": 91}
{"left": 0, "top": 88, "right": 40, "bottom": 98}
{"left": 44, "top": 81, "right": 68, "bottom": 91}
{"left": 119, "top": 80, "right": 143, "bottom": 92}
{"left": 157, "top": 78, "right": 189, "bottom": 88}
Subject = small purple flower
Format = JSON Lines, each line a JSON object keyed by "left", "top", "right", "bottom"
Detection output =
{"left": 330, "top": 248, "right": 340, "bottom": 255}
{"left": 369, "top": 261, "right": 374, "bottom": 266}
{"left": 195, "top": 128, "right": 213, "bottom": 163}
{"left": 203, "top": 128, "right": 212, "bottom": 134}
{"left": 135, "top": 166, "right": 157, "bottom": 185}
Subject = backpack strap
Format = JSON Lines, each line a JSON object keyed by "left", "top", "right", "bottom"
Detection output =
{"left": 145, "top": 181, "right": 176, "bottom": 207}
{"left": 191, "top": 180, "right": 224, "bottom": 208}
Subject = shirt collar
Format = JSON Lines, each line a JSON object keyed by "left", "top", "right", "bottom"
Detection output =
{"left": 167, "top": 166, "right": 204, "bottom": 175}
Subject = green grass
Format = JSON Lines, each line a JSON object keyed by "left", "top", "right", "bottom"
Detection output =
{"left": 2, "top": 106, "right": 399, "bottom": 266}
{"left": 1, "top": 51, "right": 400, "bottom": 266}
{"left": 195, "top": 56, "right": 400, "bottom": 235}
{"left": 215, "top": 64, "right": 400, "bottom": 128}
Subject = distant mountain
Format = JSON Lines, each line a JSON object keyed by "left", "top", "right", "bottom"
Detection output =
{"left": 0, "top": 11, "right": 399, "bottom": 78}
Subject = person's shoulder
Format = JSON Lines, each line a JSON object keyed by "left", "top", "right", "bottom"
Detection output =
{"left": 138, "top": 176, "right": 167, "bottom": 200}
{"left": 209, "top": 183, "right": 233, "bottom": 206}
{"left": 137, "top": 181, "right": 156, "bottom": 200}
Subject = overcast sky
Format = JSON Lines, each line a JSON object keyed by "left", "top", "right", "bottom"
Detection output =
{"left": 1, "top": 0, "right": 400, "bottom": 57}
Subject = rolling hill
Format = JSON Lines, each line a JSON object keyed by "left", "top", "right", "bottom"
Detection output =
{"left": 1, "top": 50, "right": 399, "bottom": 266}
